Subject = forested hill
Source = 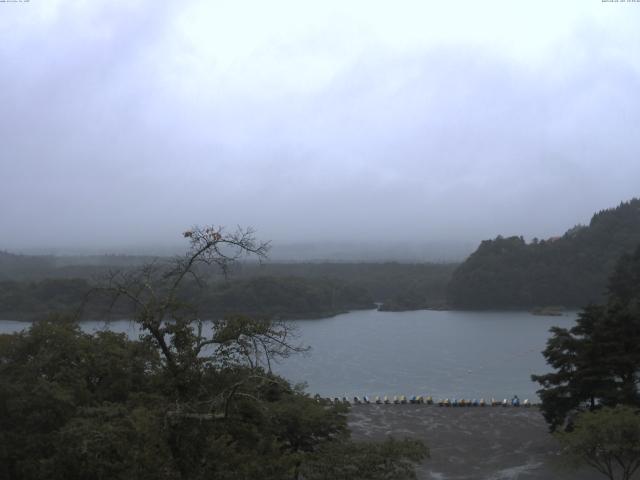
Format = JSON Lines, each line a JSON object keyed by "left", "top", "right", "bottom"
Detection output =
{"left": 0, "top": 251, "right": 55, "bottom": 279}
{"left": 0, "top": 251, "right": 456, "bottom": 319}
{"left": 447, "top": 198, "right": 640, "bottom": 309}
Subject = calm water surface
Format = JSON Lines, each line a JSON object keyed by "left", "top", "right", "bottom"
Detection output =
{"left": 276, "top": 309, "right": 577, "bottom": 400}
{"left": 0, "top": 309, "right": 576, "bottom": 400}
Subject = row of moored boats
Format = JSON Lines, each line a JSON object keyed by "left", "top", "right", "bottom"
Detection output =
{"left": 324, "top": 395, "right": 532, "bottom": 407}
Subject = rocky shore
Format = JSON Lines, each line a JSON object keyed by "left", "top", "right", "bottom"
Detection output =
{"left": 349, "top": 405, "right": 601, "bottom": 480}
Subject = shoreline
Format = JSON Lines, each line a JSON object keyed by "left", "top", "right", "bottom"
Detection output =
{"left": 0, "top": 306, "right": 580, "bottom": 324}
{"left": 349, "top": 405, "right": 600, "bottom": 480}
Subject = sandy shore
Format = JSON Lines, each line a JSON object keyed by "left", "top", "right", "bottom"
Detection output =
{"left": 348, "top": 405, "right": 602, "bottom": 480}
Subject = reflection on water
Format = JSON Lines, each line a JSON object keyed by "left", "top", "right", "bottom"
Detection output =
{"left": 0, "top": 309, "right": 576, "bottom": 400}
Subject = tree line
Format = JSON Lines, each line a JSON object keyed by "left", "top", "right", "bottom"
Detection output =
{"left": 0, "top": 275, "right": 375, "bottom": 321}
{"left": 0, "top": 252, "right": 456, "bottom": 320}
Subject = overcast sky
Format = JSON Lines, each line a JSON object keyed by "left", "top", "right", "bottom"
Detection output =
{"left": 1, "top": 0, "right": 639, "bottom": 255}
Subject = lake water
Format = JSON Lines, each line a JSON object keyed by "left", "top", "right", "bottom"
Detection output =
{"left": 0, "top": 309, "right": 577, "bottom": 401}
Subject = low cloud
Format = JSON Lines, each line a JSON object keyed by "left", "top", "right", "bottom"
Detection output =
{"left": 1, "top": 2, "right": 639, "bottom": 253}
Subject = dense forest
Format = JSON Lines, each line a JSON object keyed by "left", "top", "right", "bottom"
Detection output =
{"left": 0, "top": 227, "right": 427, "bottom": 479}
{"left": 233, "top": 262, "right": 456, "bottom": 312}
{"left": 0, "top": 252, "right": 455, "bottom": 320}
{"left": 447, "top": 198, "right": 640, "bottom": 309}
{"left": 0, "top": 276, "right": 374, "bottom": 321}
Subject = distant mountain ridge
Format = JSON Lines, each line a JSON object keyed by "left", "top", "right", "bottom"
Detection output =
{"left": 447, "top": 198, "right": 640, "bottom": 309}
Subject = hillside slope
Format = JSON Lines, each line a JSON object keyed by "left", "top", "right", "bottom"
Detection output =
{"left": 447, "top": 198, "right": 640, "bottom": 309}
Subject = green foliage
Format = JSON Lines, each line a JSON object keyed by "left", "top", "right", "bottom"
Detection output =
{"left": 233, "top": 262, "right": 457, "bottom": 311}
{"left": 532, "top": 245, "right": 640, "bottom": 431}
{"left": 302, "top": 438, "right": 429, "bottom": 480}
{"left": 448, "top": 198, "right": 640, "bottom": 308}
{"left": 0, "top": 317, "right": 426, "bottom": 480}
{"left": 0, "top": 251, "right": 56, "bottom": 280}
{"left": 0, "top": 226, "right": 427, "bottom": 479}
{"left": 0, "top": 275, "right": 374, "bottom": 321}
{"left": 0, "top": 262, "right": 458, "bottom": 320}
{"left": 555, "top": 406, "right": 640, "bottom": 480}
{"left": 196, "top": 275, "right": 375, "bottom": 319}
{"left": 0, "top": 279, "right": 92, "bottom": 319}
{"left": 0, "top": 317, "right": 167, "bottom": 479}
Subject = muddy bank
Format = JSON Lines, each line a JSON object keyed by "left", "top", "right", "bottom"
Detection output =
{"left": 349, "top": 405, "right": 601, "bottom": 480}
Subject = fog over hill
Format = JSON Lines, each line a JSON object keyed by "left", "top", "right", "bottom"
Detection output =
{"left": 11, "top": 241, "right": 474, "bottom": 263}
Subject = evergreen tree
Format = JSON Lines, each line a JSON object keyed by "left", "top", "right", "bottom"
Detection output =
{"left": 532, "top": 244, "right": 640, "bottom": 430}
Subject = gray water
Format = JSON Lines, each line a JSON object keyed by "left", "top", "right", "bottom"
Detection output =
{"left": 275, "top": 309, "right": 577, "bottom": 401}
{"left": 0, "top": 309, "right": 576, "bottom": 401}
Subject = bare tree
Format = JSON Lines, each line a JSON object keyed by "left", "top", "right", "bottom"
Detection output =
{"left": 85, "top": 225, "right": 305, "bottom": 398}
